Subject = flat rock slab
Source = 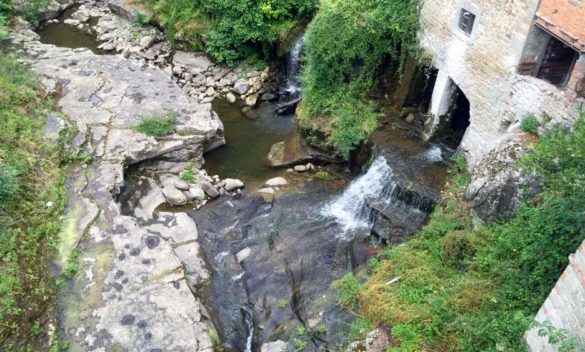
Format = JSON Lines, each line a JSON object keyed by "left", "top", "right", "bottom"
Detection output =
{"left": 10, "top": 31, "right": 219, "bottom": 351}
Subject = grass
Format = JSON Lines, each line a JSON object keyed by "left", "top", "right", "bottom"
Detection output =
{"left": 521, "top": 114, "right": 540, "bottom": 134}
{"left": 180, "top": 162, "right": 196, "bottom": 182}
{"left": 0, "top": 52, "right": 69, "bottom": 350}
{"left": 277, "top": 299, "right": 289, "bottom": 309}
{"left": 134, "top": 111, "right": 176, "bottom": 137}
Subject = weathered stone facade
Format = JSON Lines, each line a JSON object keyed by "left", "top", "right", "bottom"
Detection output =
{"left": 420, "top": 0, "right": 584, "bottom": 164}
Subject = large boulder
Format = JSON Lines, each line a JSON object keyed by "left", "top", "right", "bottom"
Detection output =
{"left": 261, "top": 341, "right": 288, "bottom": 352}
{"left": 224, "top": 178, "right": 244, "bottom": 192}
{"left": 163, "top": 185, "right": 188, "bottom": 206}
{"left": 465, "top": 139, "right": 542, "bottom": 223}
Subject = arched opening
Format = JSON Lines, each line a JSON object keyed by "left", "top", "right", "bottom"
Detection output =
{"left": 445, "top": 86, "right": 471, "bottom": 148}
{"left": 427, "top": 74, "right": 471, "bottom": 150}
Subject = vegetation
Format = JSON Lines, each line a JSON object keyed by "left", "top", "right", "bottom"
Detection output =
{"left": 0, "top": 43, "right": 69, "bottom": 350}
{"left": 134, "top": 111, "right": 176, "bottom": 137}
{"left": 340, "top": 118, "right": 585, "bottom": 351}
{"left": 277, "top": 299, "right": 289, "bottom": 309}
{"left": 521, "top": 113, "right": 540, "bottom": 134}
{"left": 14, "top": 0, "right": 47, "bottom": 26}
{"left": 299, "top": 0, "right": 420, "bottom": 158}
{"left": 138, "top": 0, "right": 318, "bottom": 65}
{"left": 180, "top": 162, "right": 197, "bottom": 183}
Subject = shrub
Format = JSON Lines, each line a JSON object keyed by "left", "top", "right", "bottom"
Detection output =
{"left": 333, "top": 273, "right": 362, "bottom": 311}
{"left": 134, "top": 111, "right": 176, "bottom": 137}
{"left": 449, "top": 152, "right": 468, "bottom": 173}
{"left": 0, "top": 54, "right": 67, "bottom": 349}
{"left": 14, "top": 0, "right": 47, "bottom": 26}
{"left": 0, "top": 0, "right": 11, "bottom": 18}
{"left": 180, "top": 162, "right": 196, "bottom": 182}
{"left": 300, "top": 0, "right": 420, "bottom": 158}
{"left": 139, "top": 0, "right": 318, "bottom": 65}
{"left": 521, "top": 114, "right": 540, "bottom": 134}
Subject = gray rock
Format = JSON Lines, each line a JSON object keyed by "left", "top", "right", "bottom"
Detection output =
{"left": 187, "top": 187, "right": 206, "bottom": 201}
{"left": 236, "top": 247, "right": 251, "bottom": 263}
{"left": 224, "top": 178, "right": 244, "bottom": 192}
{"left": 258, "top": 187, "right": 275, "bottom": 194}
{"left": 261, "top": 341, "right": 288, "bottom": 352}
{"left": 261, "top": 92, "right": 277, "bottom": 101}
{"left": 466, "top": 140, "right": 542, "bottom": 223}
{"left": 265, "top": 177, "right": 287, "bottom": 187}
{"left": 226, "top": 92, "right": 236, "bottom": 104}
{"left": 233, "top": 81, "right": 250, "bottom": 95}
{"left": 44, "top": 113, "right": 68, "bottom": 141}
{"left": 163, "top": 185, "right": 188, "bottom": 206}
{"left": 201, "top": 182, "right": 219, "bottom": 198}
{"left": 173, "top": 51, "right": 213, "bottom": 71}
{"left": 174, "top": 179, "right": 190, "bottom": 191}
{"left": 245, "top": 93, "right": 259, "bottom": 107}
{"left": 294, "top": 165, "right": 307, "bottom": 172}
{"left": 139, "top": 36, "right": 155, "bottom": 50}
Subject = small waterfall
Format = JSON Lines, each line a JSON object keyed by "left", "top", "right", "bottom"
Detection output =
{"left": 243, "top": 306, "right": 254, "bottom": 352}
{"left": 322, "top": 155, "right": 396, "bottom": 232}
{"left": 285, "top": 34, "right": 305, "bottom": 95}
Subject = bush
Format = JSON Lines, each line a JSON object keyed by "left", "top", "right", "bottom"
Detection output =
{"left": 139, "top": 0, "right": 318, "bottom": 65}
{"left": 0, "top": 54, "right": 67, "bottom": 349}
{"left": 299, "top": 0, "right": 420, "bottom": 159}
{"left": 521, "top": 114, "right": 540, "bottom": 134}
{"left": 333, "top": 273, "right": 362, "bottom": 311}
{"left": 0, "top": 0, "right": 11, "bottom": 18}
{"left": 134, "top": 111, "right": 176, "bottom": 137}
{"left": 14, "top": 0, "right": 47, "bottom": 26}
{"left": 180, "top": 162, "right": 196, "bottom": 182}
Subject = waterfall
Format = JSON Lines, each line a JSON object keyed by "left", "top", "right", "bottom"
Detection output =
{"left": 322, "top": 155, "right": 397, "bottom": 232}
{"left": 285, "top": 34, "right": 305, "bottom": 95}
{"left": 243, "top": 306, "right": 254, "bottom": 352}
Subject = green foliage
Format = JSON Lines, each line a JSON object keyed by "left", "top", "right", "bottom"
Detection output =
{"left": 134, "top": 111, "right": 176, "bottom": 137}
{"left": 449, "top": 152, "right": 468, "bottom": 174}
{"left": 134, "top": 10, "right": 151, "bottom": 27}
{"left": 139, "top": 0, "right": 318, "bottom": 65}
{"left": 0, "top": 55, "right": 67, "bottom": 349}
{"left": 299, "top": 0, "right": 420, "bottom": 158}
{"left": 521, "top": 114, "right": 540, "bottom": 134}
{"left": 207, "top": 329, "right": 223, "bottom": 352}
{"left": 333, "top": 273, "right": 362, "bottom": 311}
{"left": 0, "top": 0, "right": 11, "bottom": 19}
{"left": 356, "top": 115, "right": 585, "bottom": 351}
{"left": 534, "top": 321, "right": 579, "bottom": 352}
{"left": 180, "top": 162, "right": 197, "bottom": 182}
{"left": 349, "top": 317, "right": 373, "bottom": 341}
{"left": 277, "top": 299, "right": 289, "bottom": 309}
{"left": 14, "top": 0, "right": 47, "bottom": 26}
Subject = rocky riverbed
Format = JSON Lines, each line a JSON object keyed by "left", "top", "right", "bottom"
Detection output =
{"left": 6, "top": 1, "right": 454, "bottom": 351}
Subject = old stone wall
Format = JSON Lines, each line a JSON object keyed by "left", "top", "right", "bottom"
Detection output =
{"left": 525, "top": 240, "right": 585, "bottom": 351}
{"left": 420, "top": 0, "right": 583, "bottom": 163}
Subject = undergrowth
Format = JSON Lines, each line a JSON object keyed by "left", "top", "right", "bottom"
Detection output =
{"left": 0, "top": 49, "right": 69, "bottom": 350}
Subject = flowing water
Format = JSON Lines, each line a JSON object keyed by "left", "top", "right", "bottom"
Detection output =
{"left": 284, "top": 34, "right": 305, "bottom": 96}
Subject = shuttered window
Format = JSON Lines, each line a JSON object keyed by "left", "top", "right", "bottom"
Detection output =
{"left": 459, "top": 9, "right": 476, "bottom": 35}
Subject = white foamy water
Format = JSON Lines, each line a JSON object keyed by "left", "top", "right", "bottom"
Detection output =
{"left": 422, "top": 145, "right": 443, "bottom": 163}
{"left": 322, "top": 155, "right": 395, "bottom": 232}
{"left": 285, "top": 34, "right": 305, "bottom": 94}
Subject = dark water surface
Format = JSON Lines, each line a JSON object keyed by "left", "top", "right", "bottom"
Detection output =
{"left": 37, "top": 6, "right": 104, "bottom": 54}
{"left": 204, "top": 99, "right": 297, "bottom": 183}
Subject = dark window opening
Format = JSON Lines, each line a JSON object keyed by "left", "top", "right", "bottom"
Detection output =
{"left": 458, "top": 9, "right": 476, "bottom": 35}
{"left": 536, "top": 36, "right": 578, "bottom": 87}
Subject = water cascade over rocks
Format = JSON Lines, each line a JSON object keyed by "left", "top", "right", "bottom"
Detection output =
{"left": 276, "top": 34, "right": 306, "bottom": 115}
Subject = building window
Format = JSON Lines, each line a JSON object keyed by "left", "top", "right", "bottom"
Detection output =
{"left": 458, "top": 9, "right": 476, "bottom": 35}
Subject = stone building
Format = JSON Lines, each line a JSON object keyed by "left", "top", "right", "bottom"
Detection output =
{"left": 418, "top": 0, "right": 585, "bottom": 163}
